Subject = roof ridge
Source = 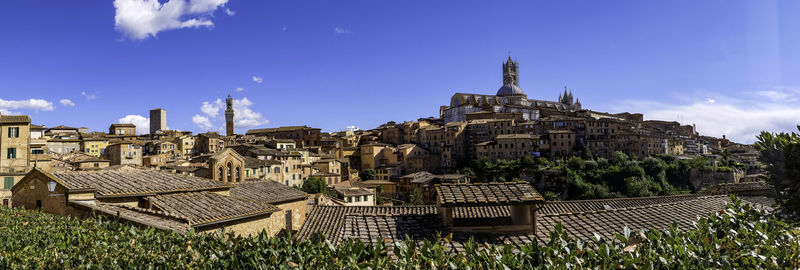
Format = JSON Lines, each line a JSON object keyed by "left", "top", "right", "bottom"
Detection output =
{"left": 541, "top": 195, "right": 728, "bottom": 217}
{"left": 546, "top": 194, "right": 701, "bottom": 204}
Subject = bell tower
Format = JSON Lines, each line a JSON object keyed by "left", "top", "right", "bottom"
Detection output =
{"left": 502, "top": 56, "right": 519, "bottom": 86}
{"left": 225, "top": 94, "right": 235, "bottom": 136}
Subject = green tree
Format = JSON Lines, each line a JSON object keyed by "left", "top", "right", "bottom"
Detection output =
{"left": 581, "top": 147, "right": 594, "bottom": 161}
{"left": 301, "top": 177, "right": 330, "bottom": 195}
{"left": 359, "top": 169, "right": 376, "bottom": 181}
{"left": 611, "top": 151, "right": 629, "bottom": 166}
{"left": 754, "top": 126, "right": 800, "bottom": 216}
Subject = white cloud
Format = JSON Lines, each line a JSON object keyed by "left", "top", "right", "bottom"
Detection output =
{"left": 252, "top": 76, "right": 263, "bottom": 84}
{"left": 346, "top": 125, "right": 360, "bottom": 131}
{"left": 118, "top": 114, "right": 150, "bottom": 134}
{"left": 0, "top": 98, "right": 54, "bottom": 114}
{"left": 200, "top": 98, "right": 224, "bottom": 118}
{"left": 224, "top": 8, "right": 235, "bottom": 16}
{"left": 113, "top": 0, "right": 229, "bottom": 40}
{"left": 81, "top": 91, "right": 98, "bottom": 100}
{"left": 233, "top": 97, "right": 269, "bottom": 127}
{"left": 192, "top": 114, "right": 215, "bottom": 130}
{"left": 611, "top": 87, "right": 800, "bottom": 143}
{"left": 236, "top": 87, "right": 244, "bottom": 92}
{"left": 755, "top": 89, "right": 798, "bottom": 102}
{"left": 193, "top": 97, "right": 269, "bottom": 131}
{"left": 59, "top": 99, "right": 75, "bottom": 107}
{"left": 334, "top": 27, "right": 352, "bottom": 35}
{"left": 705, "top": 98, "right": 715, "bottom": 104}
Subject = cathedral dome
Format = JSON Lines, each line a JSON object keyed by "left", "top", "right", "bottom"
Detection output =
{"left": 497, "top": 84, "right": 526, "bottom": 97}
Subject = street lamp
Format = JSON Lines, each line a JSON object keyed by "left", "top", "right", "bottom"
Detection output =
{"left": 47, "top": 181, "right": 57, "bottom": 192}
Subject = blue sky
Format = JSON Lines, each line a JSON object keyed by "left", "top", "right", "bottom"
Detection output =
{"left": 1, "top": 0, "right": 799, "bottom": 143}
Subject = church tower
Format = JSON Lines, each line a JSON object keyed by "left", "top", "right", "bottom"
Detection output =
{"left": 502, "top": 56, "right": 519, "bottom": 86}
{"left": 497, "top": 56, "right": 526, "bottom": 98}
{"left": 225, "top": 94, "right": 235, "bottom": 136}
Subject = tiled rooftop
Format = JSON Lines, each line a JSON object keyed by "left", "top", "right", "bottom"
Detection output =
{"left": 535, "top": 195, "right": 733, "bottom": 243}
{"left": 298, "top": 195, "right": 772, "bottom": 250}
{"left": 147, "top": 191, "right": 280, "bottom": 227}
{"left": 435, "top": 182, "right": 544, "bottom": 206}
{"left": 296, "top": 205, "right": 438, "bottom": 243}
{"left": 70, "top": 201, "right": 190, "bottom": 234}
{"left": 230, "top": 180, "right": 309, "bottom": 204}
{"left": 0, "top": 115, "right": 31, "bottom": 123}
{"left": 49, "top": 169, "right": 232, "bottom": 197}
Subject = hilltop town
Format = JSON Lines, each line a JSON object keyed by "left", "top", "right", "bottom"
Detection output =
{"left": 0, "top": 58, "right": 771, "bottom": 247}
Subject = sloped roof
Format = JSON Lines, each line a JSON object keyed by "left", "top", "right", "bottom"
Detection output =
{"left": 147, "top": 191, "right": 279, "bottom": 227}
{"left": 435, "top": 182, "right": 544, "bottom": 206}
{"left": 49, "top": 169, "right": 232, "bottom": 197}
{"left": 230, "top": 180, "right": 309, "bottom": 204}
{"left": 0, "top": 115, "right": 30, "bottom": 123}
{"left": 70, "top": 201, "right": 190, "bottom": 233}
{"left": 296, "top": 205, "right": 438, "bottom": 243}
{"left": 298, "top": 195, "right": 771, "bottom": 251}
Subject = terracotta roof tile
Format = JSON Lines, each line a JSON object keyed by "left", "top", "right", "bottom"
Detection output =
{"left": 50, "top": 169, "right": 232, "bottom": 197}
{"left": 147, "top": 191, "right": 280, "bottom": 226}
{"left": 0, "top": 115, "right": 30, "bottom": 123}
{"left": 435, "top": 182, "right": 544, "bottom": 206}
{"left": 230, "top": 180, "right": 309, "bottom": 204}
{"left": 296, "top": 205, "right": 437, "bottom": 243}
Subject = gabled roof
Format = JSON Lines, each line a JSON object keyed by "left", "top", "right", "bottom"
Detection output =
{"left": 146, "top": 191, "right": 279, "bottom": 227}
{"left": 48, "top": 169, "right": 232, "bottom": 197}
{"left": 230, "top": 180, "right": 309, "bottom": 204}
{"left": 435, "top": 182, "right": 544, "bottom": 207}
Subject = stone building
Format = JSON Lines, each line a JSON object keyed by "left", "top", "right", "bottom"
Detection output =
{"left": 476, "top": 134, "right": 545, "bottom": 161}
{"left": 440, "top": 57, "right": 581, "bottom": 123}
{"left": 80, "top": 136, "right": 109, "bottom": 157}
{"left": 149, "top": 108, "right": 167, "bottom": 135}
{"left": 246, "top": 126, "right": 322, "bottom": 147}
{"left": 196, "top": 132, "right": 224, "bottom": 154}
{"left": 205, "top": 148, "right": 246, "bottom": 183}
{"left": 547, "top": 130, "right": 576, "bottom": 158}
{"left": 104, "top": 142, "right": 142, "bottom": 166}
{"left": 0, "top": 114, "right": 31, "bottom": 206}
{"left": 359, "top": 143, "right": 398, "bottom": 171}
{"left": 12, "top": 168, "right": 305, "bottom": 237}
{"left": 109, "top": 123, "right": 136, "bottom": 136}
{"left": 229, "top": 181, "right": 310, "bottom": 232}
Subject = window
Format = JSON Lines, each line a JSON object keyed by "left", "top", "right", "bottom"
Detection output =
{"left": 7, "top": 127, "right": 19, "bottom": 138}
{"left": 3, "top": 177, "right": 13, "bottom": 190}
{"left": 6, "top": 148, "right": 16, "bottom": 159}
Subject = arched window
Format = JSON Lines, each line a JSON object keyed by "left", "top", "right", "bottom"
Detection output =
{"left": 235, "top": 167, "right": 241, "bottom": 182}
{"left": 226, "top": 162, "right": 233, "bottom": 182}
{"left": 217, "top": 166, "right": 223, "bottom": 180}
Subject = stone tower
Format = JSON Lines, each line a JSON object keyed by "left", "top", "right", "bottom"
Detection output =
{"left": 149, "top": 108, "right": 166, "bottom": 135}
{"left": 225, "top": 94, "right": 234, "bottom": 136}
{"left": 502, "top": 56, "right": 519, "bottom": 86}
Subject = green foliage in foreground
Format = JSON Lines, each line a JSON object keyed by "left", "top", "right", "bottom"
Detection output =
{"left": 755, "top": 125, "right": 800, "bottom": 218}
{"left": 0, "top": 198, "right": 798, "bottom": 269}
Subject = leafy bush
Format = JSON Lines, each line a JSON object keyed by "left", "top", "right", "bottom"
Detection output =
{"left": 0, "top": 197, "right": 797, "bottom": 269}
